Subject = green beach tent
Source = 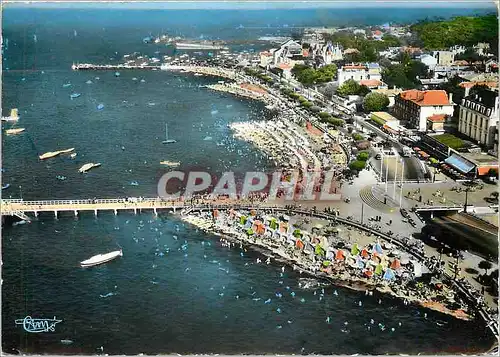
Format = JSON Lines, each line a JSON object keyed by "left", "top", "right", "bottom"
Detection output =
{"left": 351, "top": 243, "right": 360, "bottom": 256}
{"left": 375, "top": 264, "right": 383, "bottom": 275}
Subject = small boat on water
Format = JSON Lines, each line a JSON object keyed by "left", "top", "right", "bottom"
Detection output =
{"left": 162, "top": 123, "right": 177, "bottom": 144}
{"left": 70, "top": 93, "right": 81, "bottom": 99}
{"left": 160, "top": 160, "right": 180, "bottom": 167}
{"left": 80, "top": 249, "right": 123, "bottom": 268}
{"left": 2, "top": 183, "right": 10, "bottom": 190}
{"left": 5, "top": 128, "right": 25, "bottom": 135}
{"left": 62, "top": 83, "right": 72, "bottom": 88}
{"left": 56, "top": 175, "right": 67, "bottom": 181}
{"left": 79, "top": 162, "right": 101, "bottom": 173}
{"left": 70, "top": 153, "right": 77, "bottom": 159}
{"left": 1, "top": 109, "right": 19, "bottom": 122}
{"left": 114, "top": 72, "right": 120, "bottom": 77}
{"left": 39, "top": 148, "right": 75, "bottom": 160}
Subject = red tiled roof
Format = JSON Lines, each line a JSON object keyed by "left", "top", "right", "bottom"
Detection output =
{"left": 400, "top": 89, "right": 450, "bottom": 106}
{"left": 359, "top": 79, "right": 383, "bottom": 87}
{"left": 344, "top": 65, "right": 367, "bottom": 70}
{"left": 459, "top": 81, "right": 499, "bottom": 89}
{"left": 427, "top": 114, "right": 446, "bottom": 122}
{"left": 278, "top": 63, "right": 293, "bottom": 70}
{"left": 373, "top": 30, "right": 382, "bottom": 36}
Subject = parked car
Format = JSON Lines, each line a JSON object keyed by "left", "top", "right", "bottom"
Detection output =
{"left": 400, "top": 208, "right": 409, "bottom": 219}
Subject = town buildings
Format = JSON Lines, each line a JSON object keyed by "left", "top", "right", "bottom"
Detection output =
{"left": 458, "top": 89, "right": 499, "bottom": 150}
{"left": 432, "top": 51, "right": 455, "bottom": 66}
{"left": 392, "top": 89, "right": 454, "bottom": 131}
{"left": 337, "top": 63, "right": 382, "bottom": 86}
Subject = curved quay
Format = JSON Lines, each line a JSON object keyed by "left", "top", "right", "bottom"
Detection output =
{"left": 183, "top": 203, "right": 499, "bottom": 341}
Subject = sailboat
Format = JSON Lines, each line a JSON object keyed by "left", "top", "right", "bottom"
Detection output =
{"left": 162, "top": 123, "right": 177, "bottom": 144}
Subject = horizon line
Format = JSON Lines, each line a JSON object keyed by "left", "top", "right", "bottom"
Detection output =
{"left": 3, "top": 0, "right": 498, "bottom": 9}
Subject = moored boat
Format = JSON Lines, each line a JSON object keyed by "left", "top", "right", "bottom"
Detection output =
{"left": 1, "top": 108, "right": 20, "bottom": 122}
{"left": 80, "top": 249, "right": 123, "bottom": 267}
{"left": 39, "top": 148, "right": 75, "bottom": 160}
{"left": 79, "top": 162, "right": 101, "bottom": 173}
{"left": 160, "top": 160, "right": 180, "bottom": 167}
{"left": 2, "top": 183, "right": 10, "bottom": 190}
{"left": 5, "top": 128, "right": 25, "bottom": 135}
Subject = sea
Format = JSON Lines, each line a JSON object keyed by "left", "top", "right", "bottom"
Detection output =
{"left": 1, "top": 6, "right": 496, "bottom": 354}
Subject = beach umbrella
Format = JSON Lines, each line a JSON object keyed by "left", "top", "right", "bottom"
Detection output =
{"left": 246, "top": 228, "right": 255, "bottom": 236}
{"left": 269, "top": 218, "right": 278, "bottom": 230}
{"left": 375, "top": 264, "right": 384, "bottom": 276}
{"left": 213, "top": 209, "right": 219, "bottom": 218}
{"left": 239, "top": 216, "right": 247, "bottom": 225}
{"left": 351, "top": 243, "right": 360, "bottom": 256}
{"left": 325, "top": 250, "right": 334, "bottom": 260}
{"left": 383, "top": 268, "right": 396, "bottom": 281}
{"left": 322, "top": 260, "right": 331, "bottom": 267}
{"left": 250, "top": 209, "right": 257, "bottom": 216}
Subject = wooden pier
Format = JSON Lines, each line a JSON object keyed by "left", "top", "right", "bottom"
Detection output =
{"left": 1, "top": 198, "right": 183, "bottom": 219}
{"left": 72, "top": 63, "right": 161, "bottom": 71}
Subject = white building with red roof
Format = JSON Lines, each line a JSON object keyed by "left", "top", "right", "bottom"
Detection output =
{"left": 392, "top": 89, "right": 454, "bottom": 131}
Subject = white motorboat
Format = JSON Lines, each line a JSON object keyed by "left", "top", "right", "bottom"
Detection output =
{"left": 79, "top": 162, "right": 101, "bottom": 173}
{"left": 80, "top": 249, "right": 123, "bottom": 267}
{"left": 5, "top": 128, "right": 25, "bottom": 135}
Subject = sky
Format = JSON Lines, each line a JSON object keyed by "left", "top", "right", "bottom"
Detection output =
{"left": 3, "top": 0, "right": 498, "bottom": 9}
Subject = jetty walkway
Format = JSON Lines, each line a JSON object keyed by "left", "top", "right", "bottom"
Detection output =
{"left": 72, "top": 63, "right": 161, "bottom": 71}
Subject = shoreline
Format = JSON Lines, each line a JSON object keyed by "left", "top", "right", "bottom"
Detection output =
{"left": 180, "top": 213, "right": 473, "bottom": 322}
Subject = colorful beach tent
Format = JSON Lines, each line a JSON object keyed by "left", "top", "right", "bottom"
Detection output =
{"left": 315, "top": 244, "right": 325, "bottom": 257}
{"left": 335, "top": 249, "right": 346, "bottom": 261}
{"left": 239, "top": 216, "right": 247, "bottom": 225}
{"left": 355, "top": 256, "right": 365, "bottom": 269}
{"left": 213, "top": 209, "right": 219, "bottom": 218}
{"left": 375, "top": 264, "right": 384, "bottom": 275}
{"left": 279, "top": 222, "right": 288, "bottom": 233}
{"left": 364, "top": 269, "right": 374, "bottom": 277}
{"left": 253, "top": 220, "right": 265, "bottom": 235}
{"left": 373, "top": 242, "right": 384, "bottom": 255}
{"left": 296, "top": 239, "right": 305, "bottom": 250}
{"left": 351, "top": 243, "right": 360, "bottom": 256}
{"left": 383, "top": 268, "right": 395, "bottom": 280}
{"left": 269, "top": 218, "right": 278, "bottom": 230}
{"left": 390, "top": 259, "right": 401, "bottom": 270}
{"left": 361, "top": 249, "right": 370, "bottom": 259}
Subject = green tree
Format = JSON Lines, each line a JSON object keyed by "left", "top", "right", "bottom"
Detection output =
{"left": 382, "top": 64, "right": 416, "bottom": 89}
{"left": 479, "top": 260, "right": 493, "bottom": 275}
{"left": 349, "top": 160, "right": 367, "bottom": 171}
{"left": 357, "top": 152, "right": 370, "bottom": 161}
{"left": 363, "top": 92, "right": 390, "bottom": 112}
{"left": 337, "top": 79, "right": 361, "bottom": 96}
